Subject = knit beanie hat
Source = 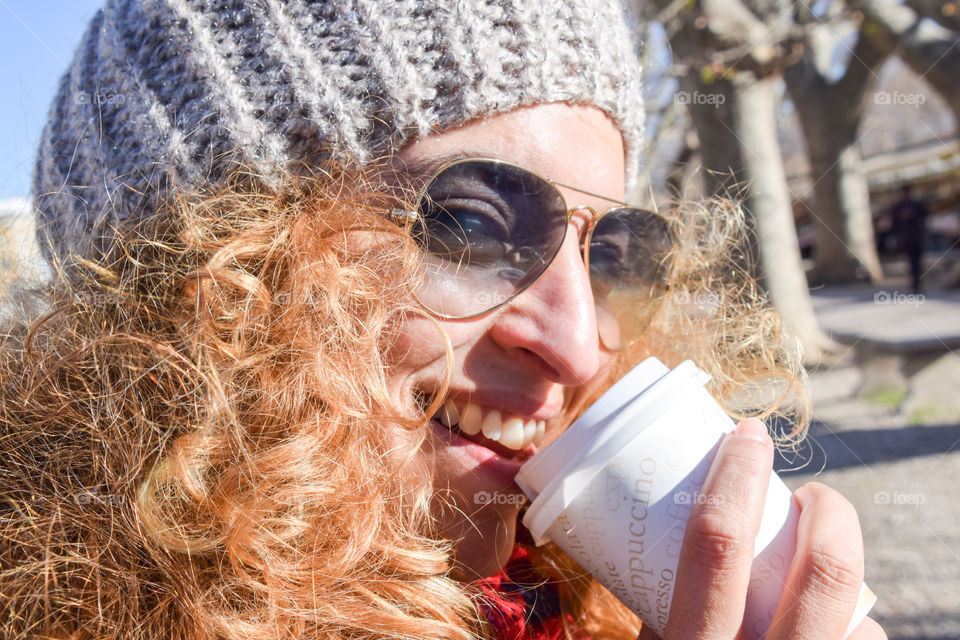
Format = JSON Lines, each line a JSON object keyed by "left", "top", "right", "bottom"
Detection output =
{"left": 33, "top": 0, "right": 645, "bottom": 267}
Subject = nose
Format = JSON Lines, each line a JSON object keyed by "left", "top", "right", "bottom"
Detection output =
{"left": 487, "top": 218, "right": 601, "bottom": 386}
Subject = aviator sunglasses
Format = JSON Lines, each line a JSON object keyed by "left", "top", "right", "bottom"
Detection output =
{"left": 389, "top": 158, "right": 674, "bottom": 351}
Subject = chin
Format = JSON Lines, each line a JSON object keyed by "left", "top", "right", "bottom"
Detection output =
{"left": 448, "top": 500, "right": 522, "bottom": 581}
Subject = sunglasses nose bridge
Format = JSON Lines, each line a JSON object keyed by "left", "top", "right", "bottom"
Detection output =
{"left": 566, "top": 204, "right": 599, "bottom": 242}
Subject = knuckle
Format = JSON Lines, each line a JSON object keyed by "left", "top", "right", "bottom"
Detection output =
{"left": 800, "top": 546, "right": 864, "bottom": 594}
{"left": 718, "top": 438, "right": 772, "bottom": 478}
{"left": 719, "top": 449, "right": 770, "bottom": 485}
{"left": 684, "top": 511, "right": 752, "bottom": 570}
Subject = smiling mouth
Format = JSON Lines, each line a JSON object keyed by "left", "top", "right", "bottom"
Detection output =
{"left": 416, "top": 392, "right": 546, "bottom": 456}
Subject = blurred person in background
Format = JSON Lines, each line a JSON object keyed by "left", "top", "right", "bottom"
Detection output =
{"left": 890, "top": 183, "right": 929, "bottom": 294}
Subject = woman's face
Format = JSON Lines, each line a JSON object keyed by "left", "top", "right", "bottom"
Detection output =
{"left": 385, "top": 103, "right": 626, "bottom": 580}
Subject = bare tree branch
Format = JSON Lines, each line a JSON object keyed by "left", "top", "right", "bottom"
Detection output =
{"left": 640, "top": 0, "right": 804, "bottom": 73}
{"left": 834, "top": 21, "right": 894, "bottom": 121}
{"left": 700, "top": 0, "right": 780, "bottom": 64}
{"left": 905, "top": 0, "right": 960, "bottom": 32}
{"left": 853, "top": 0, "right": 960, "bottom": 123}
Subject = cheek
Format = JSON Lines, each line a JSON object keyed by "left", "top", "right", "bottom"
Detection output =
{"left": 384, "top": 313, "right": 490, "bottom": 378}
{"left": 383, "top": 314, "right": 447, "bottom": 374}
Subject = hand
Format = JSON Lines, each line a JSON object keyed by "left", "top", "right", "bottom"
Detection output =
{"left": 638, "top": 418, "right": 887, "bottom": 640}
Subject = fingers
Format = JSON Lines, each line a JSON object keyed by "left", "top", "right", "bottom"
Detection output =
{"left": 767, "top": 482, "right": 866, "bottom": 639}
{"left": 665, "top": 418, "right": 774, "bottom": 639}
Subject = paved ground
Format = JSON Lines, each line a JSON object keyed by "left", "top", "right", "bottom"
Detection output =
{"left": 810, "top": 286, "right": 960, "bottom": 354}
{"left": 776, "top": 285, "right": 960, "bottom": 640}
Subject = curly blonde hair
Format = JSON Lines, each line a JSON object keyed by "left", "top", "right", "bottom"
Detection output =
{"left": 0, "top": 162, "right": 806, "bottom": 640}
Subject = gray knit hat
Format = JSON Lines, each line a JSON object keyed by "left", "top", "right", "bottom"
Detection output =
{"left": 33, "top": 0, "right": 645, "bottom": 267}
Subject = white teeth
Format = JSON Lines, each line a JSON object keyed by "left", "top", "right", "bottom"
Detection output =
{"left": 430, "top": 397, "right": 546, "bottom": 451}
{"left": 499, "top": 417, "right": 526, "bottom": 450}
{"left": 481, "top": 409, "right": 502, "bottom": 440}
{"left": 459, "top": 403, "right": 483, "bottom": 435}
{"left": 533, "top": 420, "right": 545, "bottom": 446}
{"left": 437, "top": 400, "right": 459, "bottom": 428}
{"left": 523, "top": 419, "right": 537, "bottom": 443}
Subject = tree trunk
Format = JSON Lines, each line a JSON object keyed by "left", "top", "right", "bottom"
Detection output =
{"left": 682, "top": 76, "right": 745, "bottom": 197}
{"left": 682, "top": 74, "right": 763, "bottom": 274}
{"left": 730, "top": 74, "right": 831, "bottom": 357}
{"left": 795, "top": 115, "right": 884, "bottom": 284}
{"left": 833, "top": 142, "right": 882, "bottom": 281}
{"left": 784, "top": 26, "right": 888, "bottom": 285}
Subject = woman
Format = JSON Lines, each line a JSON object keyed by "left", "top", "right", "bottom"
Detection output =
{"left": 1, "top": 1, "right": 885, "bottom": 638}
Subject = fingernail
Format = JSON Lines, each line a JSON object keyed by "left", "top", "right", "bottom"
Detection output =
{"left": 735, "top": 418, "right": 769, "bottom": 443}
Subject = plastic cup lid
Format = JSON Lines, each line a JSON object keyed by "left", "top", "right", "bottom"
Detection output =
{"left": 521, "top": 360, "right": 712, "bottom": 544}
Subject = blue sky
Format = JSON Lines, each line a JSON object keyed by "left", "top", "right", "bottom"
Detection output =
{"left": 1, "top": 0, "right": 104, "bottom": 200}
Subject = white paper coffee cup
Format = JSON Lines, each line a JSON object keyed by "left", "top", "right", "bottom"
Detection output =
{"left": 516, "top": 357, "right": 876, "bottom": 639}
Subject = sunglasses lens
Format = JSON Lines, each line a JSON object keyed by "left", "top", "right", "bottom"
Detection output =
{"left": 589, "top": 207, "right": 673, "bottom": 350}
{"left": 410, "top": 160, "right": 568, "bottom": 317}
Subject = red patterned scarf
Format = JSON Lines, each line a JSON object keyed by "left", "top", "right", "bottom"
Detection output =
{"left": 471, "top": 544, "right": 590, "bottom": 640}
